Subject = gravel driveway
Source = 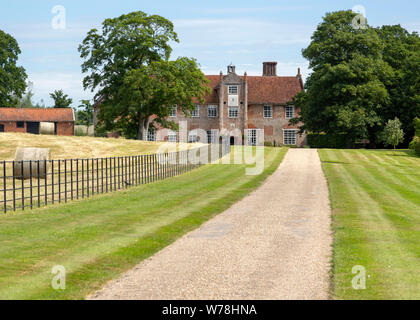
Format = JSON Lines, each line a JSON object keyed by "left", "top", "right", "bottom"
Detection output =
{"left": 89, "top": 149, "right": 332, "bottom": 300}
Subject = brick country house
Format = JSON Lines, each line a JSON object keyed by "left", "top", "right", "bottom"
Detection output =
{"left": 151, "top": 62, "right": 305, "bottom": 146}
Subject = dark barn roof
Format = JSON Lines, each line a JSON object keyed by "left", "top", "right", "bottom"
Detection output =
{"left": 0, "top": 108, "right": 75, "bottom": 122}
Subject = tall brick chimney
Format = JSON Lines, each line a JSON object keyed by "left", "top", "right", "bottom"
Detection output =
{"left": 262, "top": 62, "right": 277, "bottom": 76}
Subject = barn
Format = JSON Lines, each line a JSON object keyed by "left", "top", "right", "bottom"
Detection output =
{"left": 0, "top": 108, "right": 74, "bottom": 136}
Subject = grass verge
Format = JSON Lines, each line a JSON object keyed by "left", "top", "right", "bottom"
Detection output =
{"left": 0, "top": 147, "right": 287, "bottom": 300}
{"left": 319, "top": 149, "right": 420, "bottom": 300}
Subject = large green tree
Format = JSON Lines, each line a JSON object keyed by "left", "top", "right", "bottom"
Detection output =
{"left": 50, "top": 89, "right": 73, "bottom": 108}
{"left": 0, "top": 30, "right": 27, "bottom": 107}
{"left": 375, "top": 25, "right": 420, "bottom": 143}
{"left": 79, "top": 11, "right": 208, "bottom": 140}
{"left": 104, "top": 57, "right": 209, "bottom": 138}
{"left": 291, "top": 11, "right": 395, "bottom": 145}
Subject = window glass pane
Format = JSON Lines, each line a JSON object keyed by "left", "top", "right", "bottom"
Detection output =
{"left": 206, "top": 130, "right": 213, "bottom": 144}
{"left": 286, "top": 106, "right": 295, "bottom": 119}
{"left": 264, "top": 106, "right": 272, "bottom": 118}
{"left": 283, "top": 130, "right": 297, "bottom": 145}
{"left": 168, "top": 130, "right": 178, "bottom": 142}
{"left": 191, "top": 105, "right": 199, "bottom": 117}
{"left": 147, "top": 129, "right": 155, "bottom": 141}
{"left": 248, "top": 129, "right": 257, "bottom": 146}
{"left": 170, "top": 106, "right": 177, "bottom": 117}
{"left": 229, "top": 107, "right": 239, "bottom": 118}
{"left": 208, "top": 105, "right": 217, "bottom": 118}
{"left": 228, "top": 85, "right": 238, "bottom": 94}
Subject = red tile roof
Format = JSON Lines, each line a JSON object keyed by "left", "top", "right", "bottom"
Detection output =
{"left": 0, "top": 108, "right": 74, "bottom": 122}
{"left": 203, "top": 75, "right": 303, "bottom": 105}
{"left": 246, "top": 76, "right": 302, "bottom": 104}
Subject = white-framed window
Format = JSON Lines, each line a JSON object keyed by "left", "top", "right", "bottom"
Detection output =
{"left": 283, "top": 129, "right": 297, "bottom": 145}
{"left": 170, "top": 105, "right": 177, "bottom": 118}
{"left": 264, "top": 105, "right": 273, "bottom": 118}
{"left": 188, "top": 130, "right": 198, "bottom": 143}
{"left": 208, "top": 105, "right": 217, "bottom": 118}
{"left": 285, "top": 106, "right": 295, "bottom": 119}
{"left": 168, "top": 130, "right": 178, "bottom": 142}
{"left": 228, "top": 107, "right": 239, "bottom": 118}
{"left": 228, "top": 85, "right": 238, "bottom": 95}
{"left": 248, "top": 129, "right": 257, "bottom": 146}
{"left": 206, "top": 130, "right": 214, "bottom": 144}
{"left": 147, "top": 128, "right": 155, "bottom": 141}
{"left": 191, "top": 105, "right": 199, "bottom": 118}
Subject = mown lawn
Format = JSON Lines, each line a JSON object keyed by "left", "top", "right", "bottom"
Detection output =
{"left": 319, "top": 149, "right": 420, "bottom": 300}
{"left": 0, "top": 147, "right": 286, "bottom": 300}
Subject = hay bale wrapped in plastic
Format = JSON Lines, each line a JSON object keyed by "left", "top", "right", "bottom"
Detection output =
{"left": 13, "top": 148, "right": 50, "bottom": 180}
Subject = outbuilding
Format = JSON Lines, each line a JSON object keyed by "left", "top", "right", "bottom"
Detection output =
{"left": 0, "top": 108, "right": 74, "bottom": 136}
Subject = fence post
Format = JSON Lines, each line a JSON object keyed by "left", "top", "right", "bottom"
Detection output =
{"left": 30, "top": 160, "right": 33, "bottom": 209}
{"left": 37, "top": 160, "right": 41, "bottom": 207}
{"left": 3, "top": 162, "right": 7, "bottom": 212}
{"left": 70, "top": 159, "right": 73, "bottom": 201}
{"left": 45, "top": 160, "right": 48, "bottom": 205}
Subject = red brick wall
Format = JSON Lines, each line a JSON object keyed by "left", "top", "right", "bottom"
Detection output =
{"left": 247, "top": 104, "right": 306, "bottom": 147}
{"left": 56, "top": 122, "right": 74, "bottom": 136}
{"left": 0, "top": 121, "right": 26, "bottom": 133}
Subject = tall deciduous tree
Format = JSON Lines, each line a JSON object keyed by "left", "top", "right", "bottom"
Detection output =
{"left": 292, "top": 11, "right": 420, "bottom": 146}
{"left": 375, "top": 25, "right": 420, "bottom": 143}
{"left": 291, "top": 11, "right": 393, "bottom": 145}
{"left": 106, "top": 57, "right": 209, "bottom": 139}
{"left": 50, "top": 90, "right": 73, "bottom": 108}
{"left": 78, "top": 11, "right": 208, "bottom": 140}
{"left": 0, "top": 30, "right": 27, "bottom": 107}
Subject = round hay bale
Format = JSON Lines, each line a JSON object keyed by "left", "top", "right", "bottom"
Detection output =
{"left": 39, "top": 122, "right": 55, "bottom": 135}
{"left": 13, "top": 148, "right": 50, "bottom": 180}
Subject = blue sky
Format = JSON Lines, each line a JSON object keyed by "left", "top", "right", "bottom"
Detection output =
{"left": 0, "top": 0, "right": 419, "bottom": 108}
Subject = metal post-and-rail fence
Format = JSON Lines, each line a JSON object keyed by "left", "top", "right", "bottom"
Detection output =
{"left": 1, "top": 143, "right": 230, "bottom": 213}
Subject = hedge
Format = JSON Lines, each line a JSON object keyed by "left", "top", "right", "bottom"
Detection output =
{"left": 307, "top": 133, "right": 350, "bottom": 149}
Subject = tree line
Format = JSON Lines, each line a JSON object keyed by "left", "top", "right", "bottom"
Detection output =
{"left": 291, "top": 10, "right": 420, "bottom": 148}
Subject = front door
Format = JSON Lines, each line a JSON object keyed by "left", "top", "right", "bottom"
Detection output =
{"left": 26, "top": 122, "right": 40, "bottom": 134}
{"left": 0, "top": 124, "right": 4, "bottom": 132}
